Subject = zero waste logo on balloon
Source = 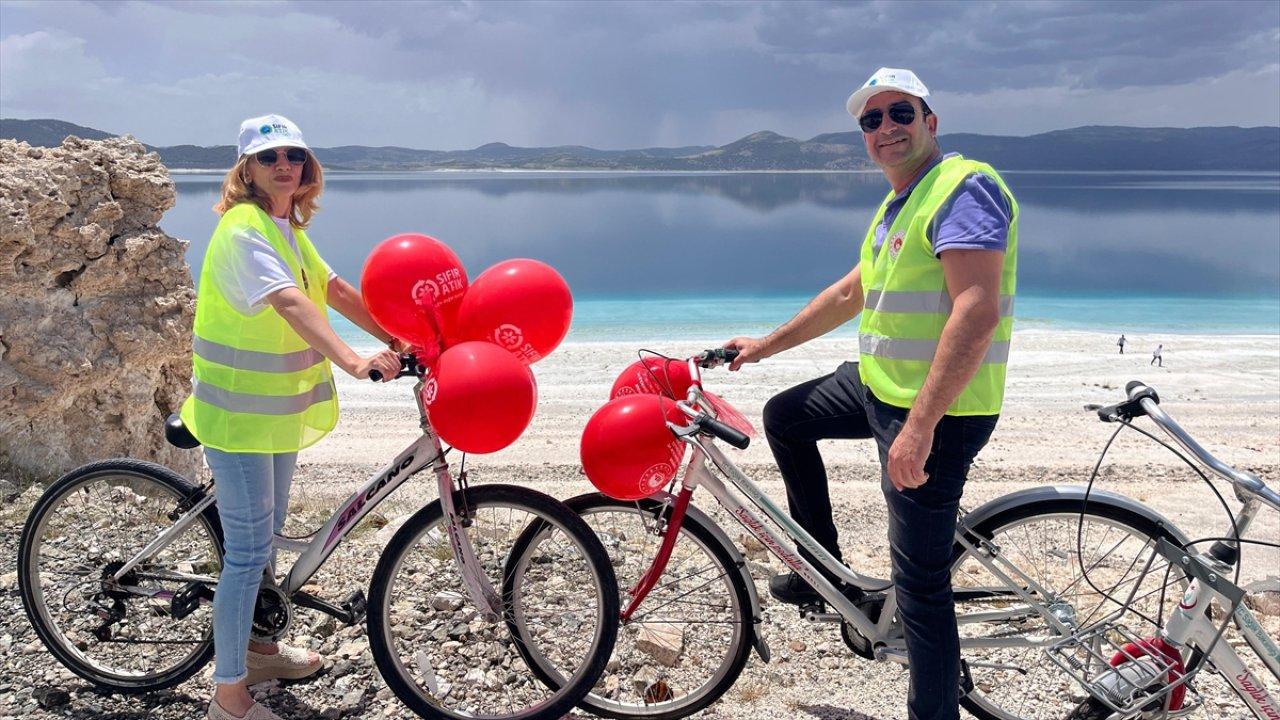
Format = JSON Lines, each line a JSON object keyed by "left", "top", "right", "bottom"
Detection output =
{"left": 493, "top": 324, "right": 524, "bottom": 350}
{"left": 422, "top": 378, "right": 438, "bottom": 404}
{"left": 411, "top": 279, "right": 441, "bottom": 305}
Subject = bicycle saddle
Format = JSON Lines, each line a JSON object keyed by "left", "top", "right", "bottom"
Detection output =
{"left": 164, "top": 413, "right": 201, "bottom": 449}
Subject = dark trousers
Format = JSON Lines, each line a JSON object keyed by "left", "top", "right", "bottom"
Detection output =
{"left": 763, "top": 362, "right": 998, "bottom": 720}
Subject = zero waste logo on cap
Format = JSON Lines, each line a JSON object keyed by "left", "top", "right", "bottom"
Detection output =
{"left": 869, "top": 79, "right": 877, "bottom": 86}
{"left": 259, "top": 122, "right": 292, "bottom": 136}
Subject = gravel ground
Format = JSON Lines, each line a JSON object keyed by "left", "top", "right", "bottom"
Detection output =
{"left": 2, "top": 461, "right": 1277, "bottom": 720}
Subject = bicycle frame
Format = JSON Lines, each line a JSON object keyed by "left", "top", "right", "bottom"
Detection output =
{"left": 109, "top": 379, "right": 504, "bottom": 619}
{"left": 622, "top": 359, "right": 1080, "bottom": 661}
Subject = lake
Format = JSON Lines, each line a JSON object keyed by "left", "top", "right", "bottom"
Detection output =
{"left": 162, "top": 170, "right": 1280, "bottom": 340}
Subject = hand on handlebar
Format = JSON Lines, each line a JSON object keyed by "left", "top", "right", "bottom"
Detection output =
{"left": 722, "top": 337, "right": 768, "bottom": 371}
{"left": 350, "top": 349, "right": 401, "bottom": 382}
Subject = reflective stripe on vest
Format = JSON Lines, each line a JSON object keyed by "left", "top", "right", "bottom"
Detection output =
{"left": 192, "top": 379, "right": 335, "bottom": 416}
{"left": 856, "top": 155, "right": 1019, "bottom": 416}
{"left": 859, "top": 335, "right": 1012, "bottom": 364}
{"left": 864, "top": 289, "right": 1015, "bottom": 317}
{"left": 193, "top": 336, "right": 326, "bottom": 373}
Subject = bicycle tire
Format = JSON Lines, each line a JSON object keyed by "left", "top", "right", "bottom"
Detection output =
{"left": 18, "top": 458, "right": 223, "bottom": 693}
{"left": 507, "top": 493, "right": 754, "bottom": 720}
{"left": 367, "top": 484, "right": 619, "bottom": 720}
{"left": 954, "top": 497, "right": 1191, "bottom": 720}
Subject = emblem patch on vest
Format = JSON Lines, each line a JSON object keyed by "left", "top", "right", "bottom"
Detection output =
{"left": 888, "top": 231, "right": 906, "bottom": 261}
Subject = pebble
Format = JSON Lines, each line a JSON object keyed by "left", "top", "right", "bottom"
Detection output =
{"left": 32, "top": 687, "right": 70, "bottom": 709}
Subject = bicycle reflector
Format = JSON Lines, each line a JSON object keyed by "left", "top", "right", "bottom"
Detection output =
{"left": 581, "top": 395, "right": 687, "bottom": 500}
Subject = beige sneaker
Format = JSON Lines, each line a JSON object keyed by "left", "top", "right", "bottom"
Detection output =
{"left": 207, "top": 698, "right": 284, "bottom": 720}
{"left": 244, "top": 643, "right": 323, "bottom": 686}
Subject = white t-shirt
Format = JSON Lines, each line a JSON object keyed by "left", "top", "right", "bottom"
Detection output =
{"left": 212, "top": 216, "right": 337, "bottom": 315}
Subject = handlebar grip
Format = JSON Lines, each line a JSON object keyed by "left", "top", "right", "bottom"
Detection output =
{"left": 698, "top": 348, "right": 741, "bottom": 368}
{"left": 701, "top": 416, "right": 750, "bottom": 450}
{"left": 368, "top": 370, "right": 383, "bottom": 382}
{"left": 1125, "top": 380, "right": 1160, "bottom": 405}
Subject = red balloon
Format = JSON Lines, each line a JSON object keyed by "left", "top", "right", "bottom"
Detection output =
{"left": 361, "top": 233, "right": 468, "bottom": 348}
{"left": 456, "top": 259, "right": 572, "bottom": 364}
{"left": 422, "top": 341, "right": 537, "bottom": 454}
{"left": 580, "top": 395, "right": 687, "bottom": 501}
{"left": 609, "top": 357, "right": 694, "bottom": 401}
{"left": 702, "top": 391, "right": 756, "bottom": 438}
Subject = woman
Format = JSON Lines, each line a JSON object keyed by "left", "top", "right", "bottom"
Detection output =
{"left": 179, "top": 114, "right": 402, "bottom": 720}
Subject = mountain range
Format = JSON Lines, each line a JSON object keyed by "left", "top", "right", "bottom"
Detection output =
{"left": 3, "top": 118, "right": 1277, "bottom": 172}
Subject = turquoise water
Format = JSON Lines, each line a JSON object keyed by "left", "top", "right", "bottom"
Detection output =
{"left": 325, "top": 292, "right": 1278, "bottom": 347}
{"left": 164, "top": 171, "right": 1280, "bottom": 341}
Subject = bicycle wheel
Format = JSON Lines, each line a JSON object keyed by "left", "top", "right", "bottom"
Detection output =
{"left": 367, "top": 484, "right": 619, "bottom": 720}
{"left": 18, "top": 459, "right": 223, "bottom": 692}
{"left": 953, "top": 498, "right": 1190, "bottom": 720}
{"left": 509, "top": 494, "right": 754, "bottom": 720}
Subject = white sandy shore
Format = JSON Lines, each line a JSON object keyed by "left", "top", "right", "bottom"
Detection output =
{"left": 317, "top": 328, "right": 1280, "bottom": 474}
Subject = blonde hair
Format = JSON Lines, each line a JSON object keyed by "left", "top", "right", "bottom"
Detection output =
{"left": 213, "top": 150, "right": 324, "bottom": 228}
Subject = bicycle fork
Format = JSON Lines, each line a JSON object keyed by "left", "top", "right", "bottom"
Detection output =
{"left": 432, "top": 447, "right": 505, "bottom": 623}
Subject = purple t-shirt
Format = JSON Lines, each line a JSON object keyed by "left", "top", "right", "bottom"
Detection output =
{"left": 872, "top": 152, "right": 1011, "bottom": 257}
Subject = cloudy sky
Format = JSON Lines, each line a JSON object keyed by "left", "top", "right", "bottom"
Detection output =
{"left": 2, "top": 0, "right": 1277, "bottom": 150}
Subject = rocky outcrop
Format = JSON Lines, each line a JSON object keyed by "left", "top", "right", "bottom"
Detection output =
{"left": 0, "top": 136, "right": 199, "bottom": 482}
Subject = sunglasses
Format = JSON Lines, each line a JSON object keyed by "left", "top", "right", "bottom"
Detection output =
{"left": 859, "top": 101, "right": 924, "bottom": 133}
{"left": 254, "top": 148, "right": 309, "bottom": 167}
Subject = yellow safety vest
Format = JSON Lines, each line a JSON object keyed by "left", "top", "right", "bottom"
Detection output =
{"left": 179, "top": 203, "right": 338, "bottom": 452}
{"left": 857, "top": 155, "right": 1019, "bottom": 415}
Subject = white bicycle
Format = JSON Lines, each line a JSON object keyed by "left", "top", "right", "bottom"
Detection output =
{"left": 18, "top": 354, "right": 619, "bottom": 720}
{"left": 540, "top": 348, "right": 1279, "bottom": 720}
{"left": 1054, "top": 381, "right": 1280, "bottom": 719}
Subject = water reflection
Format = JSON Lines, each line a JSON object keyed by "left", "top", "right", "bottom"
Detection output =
{"left": 166, "top": 172, "right": 1280, "bottom": 298}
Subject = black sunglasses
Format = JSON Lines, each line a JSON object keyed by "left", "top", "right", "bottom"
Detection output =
{"left": 859, "top": 101, "right": 925, "bottom": 133}
{"left": 254, "top": 148, "right": 309, "bottom": 166}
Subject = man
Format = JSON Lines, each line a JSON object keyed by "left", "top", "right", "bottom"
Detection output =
{"left": 1151, "top": 343, "right": 1163, "bottom": 367}
{"left": 725, "top": 67, "right": 1017, "bottom": 720}
{"left": 1118, "top": 334, "right": 1127, "bottom": 354}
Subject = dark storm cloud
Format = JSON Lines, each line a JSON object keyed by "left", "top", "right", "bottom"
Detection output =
{"left": 2, "top": 0, "right": 1276, "bottom": 148}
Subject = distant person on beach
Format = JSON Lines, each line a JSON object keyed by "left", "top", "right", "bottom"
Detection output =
{"left": 1118, "top": 334, "right": 1126, "bottom": 354}
{"left": 178, "top": 114, "right": 402, "bottom": 720}
{"left": 1152, "top": 343, "right": 1163, "bottom": 367}
{"left": 724, "top": 67, "right": 1017, "bottom": 720}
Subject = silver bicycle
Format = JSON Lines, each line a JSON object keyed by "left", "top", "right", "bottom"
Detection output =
{"left": 517, "top": 351, "right": 1277, "bottom": 720}
{"left": 18, "top": 354, "right": 619, "bottom": 720}
{"left": 1053, "top": 381, "right": 1280, "bottom": 719}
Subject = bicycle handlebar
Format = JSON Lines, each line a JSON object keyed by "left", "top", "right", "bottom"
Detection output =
{"left": 1097, "top": 380, "right": 1280, "bottom": 511}
{"left": 697, "top": 348, "right": 740, "bottom": 368}
{"left": 368, "top": 354, "right": 427, "bottom": 382}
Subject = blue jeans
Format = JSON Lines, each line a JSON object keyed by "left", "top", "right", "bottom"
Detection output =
{"left": 763, "top": 362, "right": 998, "bottom": 720}
{"left": 204, "top": 448, "right": 298, "bottom": 684}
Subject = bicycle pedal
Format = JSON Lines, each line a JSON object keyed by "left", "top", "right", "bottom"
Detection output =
{"left": 799, "top": 603, "right": 842, "bottom": 623}
{"left": 171, "top": 581, "right": 215, "bottom": 620}
{"left": 341, "top": 589, "right": 367, "bottom": 625}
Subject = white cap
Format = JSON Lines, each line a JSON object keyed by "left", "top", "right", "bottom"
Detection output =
{"left": 845, "top": 68, "right": 930, "bottom": 119}
{"left": 237, "top": 114, "right": 309, "bottom": 157}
